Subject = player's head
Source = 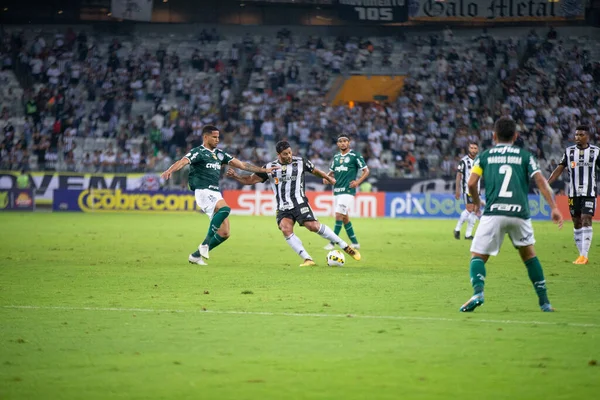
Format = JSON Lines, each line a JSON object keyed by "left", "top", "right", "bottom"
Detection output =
{"left": 337, "top": 135, "right": 350, "bottom": 152}
{"left": 467, "top": 142, "right": 479, "bottom": 158}
{"left": 493, "top": 117, "right": 517, "bottom": 144}
{"left": 202, "top": 125, "right": 220, "bottom": 149}
{"left": 575, "top": 125, "right": 590, "bottom": 147}
{"left": 276, "top": 140, "right": 293, "bottom": 164}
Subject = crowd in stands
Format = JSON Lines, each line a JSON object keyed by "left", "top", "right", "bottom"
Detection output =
{"left": 0, "top": 25, "right": 599, "bottom": 186}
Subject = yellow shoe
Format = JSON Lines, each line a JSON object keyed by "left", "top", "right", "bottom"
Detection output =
{"left": 573, "top": 256, "right": 589, "bottom": 265}
{"left": 579, "top": 256, "right": 589, "bottom": 265}
{"left": 299, "top": 259, "right": 316, "bottom": 267}
{"left": 343, "top": 246, "right": 361, "bottom": 261}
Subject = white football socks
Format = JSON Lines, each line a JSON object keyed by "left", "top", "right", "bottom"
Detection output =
{"left": 465, "top": 212, "right": 478, "bottom": 237}
{"left": 285, "top": 234, "right": 312, "bottom": 260}
{"left": 581, "top": 227, "right": 593, "bottom": 258}
{"left": 317, "top": 224, "right": 349, "bottom": 249}
{"left": 574, "top": 228, "right": 583, "bottom": 256}
{"left": 455, "top": 209, "right": 470, "bottom": 231}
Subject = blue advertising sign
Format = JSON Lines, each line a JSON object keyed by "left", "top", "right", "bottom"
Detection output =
{"left": 385, "top": 193, "right": 552, "bottom": 220}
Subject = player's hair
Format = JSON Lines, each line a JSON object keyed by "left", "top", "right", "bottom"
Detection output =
{"left": 468, "top": 142, "right": 479, "bottom": 147}
{"left": 276, "top": 141, "right": 291, "bottom": 154}
{"left": 494, "top": 117, "right": 516, "bottom": 142}
{"left": 337, "top": 134, "right": 351, "bottom": 141}
{"left": 576, "top": 125, "right": 590, "bottom": 134}
{"left": 202, "top": 125, "right": 219, "bottom": 135}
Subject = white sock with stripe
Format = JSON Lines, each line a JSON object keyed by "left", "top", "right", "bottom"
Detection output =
{"left": 317, "top": 224, "right": 349, "bottom": 249}
{"left": 574, "top": 228, "right": 583, "bottom": 256}
{"left": 285, "top": 234, "right": 312, "bottom": 260}
{"left": 581, "top": 227, "right": 593, "bottom": 258}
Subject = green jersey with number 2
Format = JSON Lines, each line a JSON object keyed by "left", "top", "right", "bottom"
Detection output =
{"left": 472, "top": 144, "right": 540, "bottom": 220}
{"left": 184, "top": 145, "right": 233, "bottom": 191}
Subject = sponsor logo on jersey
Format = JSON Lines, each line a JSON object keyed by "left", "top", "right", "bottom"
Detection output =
{"left": 206, "top": 163, "right": 221, "bottom": 170}
{"left": 490, "top": 203, "right": 523, "bottom": 212}
{"left": 334, "top": 165, "right": 349, "bottom": 172}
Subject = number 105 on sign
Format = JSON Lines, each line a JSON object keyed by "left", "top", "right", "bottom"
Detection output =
{"left": 354, "top": 7, "right": 393, "bottom": 21}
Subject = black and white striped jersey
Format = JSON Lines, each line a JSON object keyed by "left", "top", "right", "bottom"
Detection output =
{"left": 559, "top": 145, "right": 600, "bottom": 197}
{"left": 257, "top": 156, "right": 315, "bottom": 211}
{"left": 457, "top": 155, "right": 479, "bottom": 194}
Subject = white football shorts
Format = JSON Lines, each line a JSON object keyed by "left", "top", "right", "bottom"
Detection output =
{"left": 334, "top": 194, "right": 355, "bottom": 216}
{"left": 470, "top": 215, "right": 535, "bottom": 256}
{"left": 194, "top": 189, "right": 223, "bottom": 219}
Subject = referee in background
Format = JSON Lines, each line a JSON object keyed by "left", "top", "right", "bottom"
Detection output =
{"left": 548, "top": 126, "right": 600, "bottom": 265}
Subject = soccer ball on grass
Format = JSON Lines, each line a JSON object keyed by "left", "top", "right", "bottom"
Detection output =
{"left": 326, "top": 250, "right": 345, "bottom": 267}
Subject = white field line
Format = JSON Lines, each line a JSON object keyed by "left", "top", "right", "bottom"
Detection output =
{"left": 3, "top": 305, "right": 599, "bottom": 328}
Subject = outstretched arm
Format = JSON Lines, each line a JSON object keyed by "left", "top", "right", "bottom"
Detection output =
{"left": 161, "top": 157, "right": 190, "bottom": 181}
{"left": 533, "top": 171, "right": 563, "bottom": 228}
{"left": 547, "top": 165, "right": 565, "bottom": 185}
{"left": 226, "top": 168, "right": 265, "bottom": 186}
{"left": 323, "top": 170, "right": 334, "bottom": 185}
{"left": 313, "top": 167, "right": 336, "bottom": 185}
{"left": 229, "top": 158, "right": 279, "bottom": 174}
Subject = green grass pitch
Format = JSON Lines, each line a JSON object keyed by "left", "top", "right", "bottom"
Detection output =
{"left": 1, "top": 213, "right": 599, "bottom": 400}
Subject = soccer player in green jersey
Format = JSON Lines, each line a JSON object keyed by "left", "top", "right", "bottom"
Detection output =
{"left": 323, "top": 135, "right": 370, "bottom": 250}
{"left": 459, "top": 117, "right": 563, "bottom": 313}
{"left": 161, "top": 125, "right": 278, "bottom": 265}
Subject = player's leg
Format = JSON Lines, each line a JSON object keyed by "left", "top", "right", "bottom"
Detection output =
{"left": 508, "top": 218, "right": 554, "bottom": 311}
{"left": 577, "top": 198, "right": 595, "bottom": 264}
{"left": 517, "top": 246, "right": 553, "bottom": 311}
{"left": 279, "top": 213, "right": 314, "bottom": 266}
{"left": 570, "top": 197, "right": 585, "bottom": 263}
{"left": 325, "top": 213, "right": 343, "bottom": 250}
{"left": 454, "top": 195, "right": 471, "bottom": 239}
{"left": 341, "top": 195, "right": 359, "bottom": 247}
{"left": 326, "top": 195, "right": 349, "bottom": 249}
{"left": 192, "top": 190, "right": 230, "bottom": 260}
{"left": 464, "top": 203, "right": 477, "bottom": 240}
{"left": 459, "top": 215, "right": 504, "bottom": 312}
{"left": 302, "top": 213, "right": 361, "bottom": 261}
{"left": 209, "top": 217, "right": 230, "bottom": 251}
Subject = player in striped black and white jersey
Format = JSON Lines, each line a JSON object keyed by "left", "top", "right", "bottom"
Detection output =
{"left": 548, "top": 126, "right": 600, "bottom": 264}
{"left": 226, "top": 141, "right": 361, "bottom": 267}
{"left": 454, "top": 143, "right": 480, "bottom": 240}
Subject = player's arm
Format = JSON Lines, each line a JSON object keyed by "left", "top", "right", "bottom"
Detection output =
{"left": 229, "top": 158, "right": 279, "bottom": 174}
{"left": 313, "top": 167, "right": 336, "bottom": 185}
{"left": 455, "top": 161, "right": 464, "bottom": 200}
{"left": 547, "top": 165, "right": 565, "bottom": 185}
{"left": 225, "top": 168, "right": 264, "bottom": 186}
{"left": 548, "top": 151, "right": 568, "bottom": 185}
{"left": 533, "top": 171, "right": 563, "bottom": 228}
{"left": 350, "top": 167, "right": 369, "bottom": 189}
{"left": 467, "top": 170, "right": 481, "bottom": 207}
{"left": 161, "top": 157, "right": 189, "bottom": 181}
{"left": 323, "top": 170, "right": 335, "bottom": 185}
